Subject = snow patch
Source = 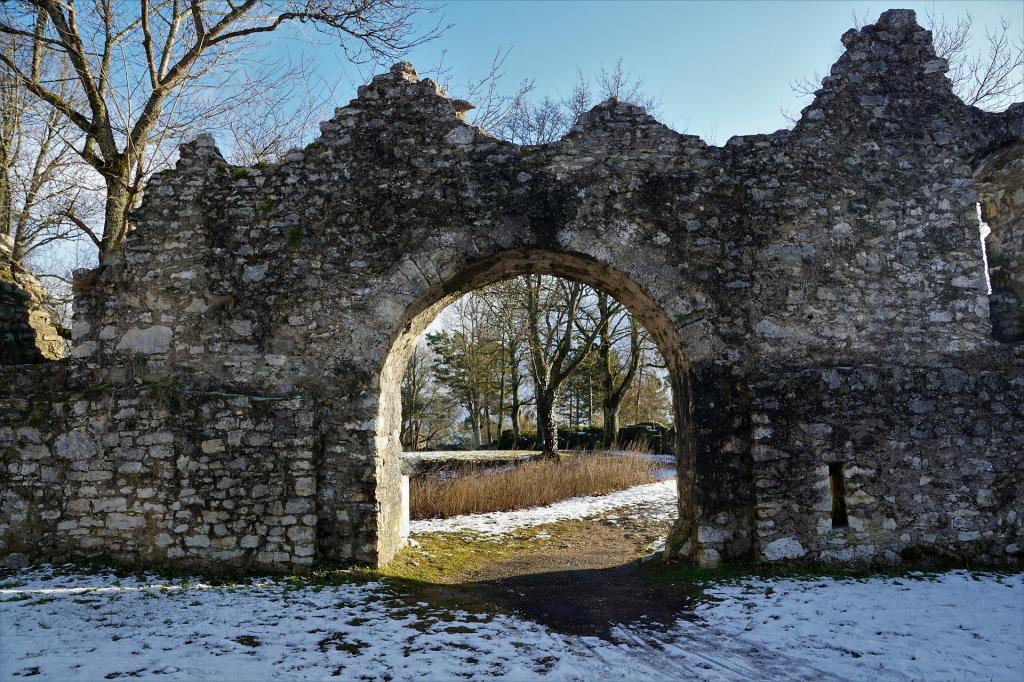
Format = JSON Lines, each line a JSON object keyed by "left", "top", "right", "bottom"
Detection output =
{"left": 0, "top": 567, "right": 1020, "bottom": 680}
{"left": 411, "top": 478, "right": 678, "bottom": 535}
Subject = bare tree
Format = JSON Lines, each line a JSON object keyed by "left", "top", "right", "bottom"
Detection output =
{"left": 596, "top": 291, "right": 641, "bottom": 447}
{"left": 501, "top": 94, "right": 570, "bottom": 145}
{"left": 409, "top": 273, "right": 676, "bottom": 454}
{"left": 927, "top": 11, "right": 1023, "bottom": 110}
{"left": 594, "top": 58, "right": 661, "bottom": 113}
{"left": 224, "top": 60, "right": 343, "bottom": 166}
{"left": 480, "top": 278, "right": 532, "bottom": 446}
{"left": 429, "top": 46, "right": 536, "bottom": 136}
{"left": 523, "top": 276, "right": 602, "bottom": 457}
{"left": 401, "top": 343, "right": 457, "bottom": 451}
{"left": 428, "top": 293, "right": 504, "bottom": 449}
{"left": 0, "top": 1, "right": 445, "bottom": 260}
{"left": 619, "top": 341, "right": 672, "bottom": 427}
{"left": 2, "top": 39, "right": 101, "bottom": 266}
{"left": 493, "top": 57, "right": 660, "bottom": 145}
{"left": 787, "top": 11, "right": 1022, "bottom": 118}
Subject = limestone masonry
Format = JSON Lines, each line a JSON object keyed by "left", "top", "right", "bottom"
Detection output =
{"left": 1, "top": 235, "right": 67, "bottom": 365}
{"left": 1, "top": 9, "right": 1021, "bottom": 571}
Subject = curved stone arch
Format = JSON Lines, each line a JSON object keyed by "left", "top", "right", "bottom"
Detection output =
{"left": 370, "top": 247, "right": 700, "bottom": 564}
{"left": 2, "top": 8, "right": 1021, "bottom": 574}
{"left": 361, "top": 216, "right": 727, "bottom": 368}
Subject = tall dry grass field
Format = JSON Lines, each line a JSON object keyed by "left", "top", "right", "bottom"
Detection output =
{"left": 410, "top": 453, "right": 659, "bottom": 520}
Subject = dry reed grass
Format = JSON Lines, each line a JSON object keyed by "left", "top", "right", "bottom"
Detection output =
{"left": 409, "top": 452, "right": 659, "bottom": 520}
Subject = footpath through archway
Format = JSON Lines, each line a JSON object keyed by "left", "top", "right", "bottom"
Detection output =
{"left": 373, "top": 248, "right": 696, "bottom": 565}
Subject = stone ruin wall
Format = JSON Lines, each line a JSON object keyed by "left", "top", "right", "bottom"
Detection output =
{"left": 0, "top": 364, "right": 319, "bottom": 570}
{"left": 0, "top": 9, "right": 1021, "bottom": 571}
{"left": 749, "top": 366, "right": 1022, "bottom": 564}
{"left": 1, "top": 235, "right": 67, "bottom": 364}
{"left": 975, "top": 139, "right": 1024, "bottom": 342}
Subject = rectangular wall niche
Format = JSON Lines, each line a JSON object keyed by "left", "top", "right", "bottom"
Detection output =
{"left": 828, "top": 462, "right": 849, "bottom": 528}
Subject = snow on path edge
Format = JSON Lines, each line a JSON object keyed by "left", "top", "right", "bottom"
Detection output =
{"left": 410, "top": 478, "right": 677, "bottom": 535}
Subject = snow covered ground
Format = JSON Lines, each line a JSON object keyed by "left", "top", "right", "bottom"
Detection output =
{"left": 410, "top": 478, "right": 678, "bottom": 535}
{"left": 3, "top": 475, "right": 1020, "bottom": 680}
{"left": 2, "top": 565, "right": 1021, "bottom": 681}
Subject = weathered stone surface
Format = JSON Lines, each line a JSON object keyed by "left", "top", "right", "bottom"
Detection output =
{"left": 1, "top": 236, "right": 67, "bottom": 364}
{"left": 763, "top": 537, "right": 807, "bottom": 561}
{"left": 0, "top": 10, "right": 1020, "bottom": 571}
{"left": 114, "top": 326, "right": 173, "bottom": 355}
{"left": 0, "top": 365, "right": 318, "bottom": 572}
{"left": 750, "top": 366, "right": 1023, "bottom": 565}
{"left": 975, "top": 137, "right": 1024, "bottom": 342}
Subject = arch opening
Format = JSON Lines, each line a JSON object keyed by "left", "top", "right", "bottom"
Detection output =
{"left": 373, "top": 249, "right": 696, "bottom": 566}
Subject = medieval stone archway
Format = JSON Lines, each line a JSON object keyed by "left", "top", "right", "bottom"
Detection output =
{"left": 371, "top": 248, "right": 698, "bottom": 565}
{"left": 1, "top": 10, "right": 1020, "bottom": 572}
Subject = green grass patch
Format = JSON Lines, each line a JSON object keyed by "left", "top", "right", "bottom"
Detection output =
{"left": 382, "top": 524, "right": 579, "bottom": 586}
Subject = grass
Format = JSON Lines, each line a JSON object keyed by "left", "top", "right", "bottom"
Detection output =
{"left": 409, "top": 452, "right": 659, "bottom": 520}
{"left": 383, "top": 526, "right": 577, "bottom": 585}
{"left": 5, "top": 542, "right": 1018, "bottom": 639}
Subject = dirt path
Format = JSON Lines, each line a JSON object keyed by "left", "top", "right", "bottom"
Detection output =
{"left": 404, "top": 511, "right": 693, "bottom": 639}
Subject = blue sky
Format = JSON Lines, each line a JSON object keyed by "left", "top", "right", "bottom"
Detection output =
{"left": 288, "top": 0, "right": 1022, "bottom": 144}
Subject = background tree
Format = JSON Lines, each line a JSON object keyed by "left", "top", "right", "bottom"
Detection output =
{"left": 1, "top": 39, "right": 100, "bottom": 267}
{"left": 522, "top": 275, "right": 602, "bottom": 457}
{"left": 925, "top": 10, "right": 1023, "bottom": 110}
{"left": 401, "top": 275, "right": 675, "bottom": 454}
{"left": 427, "top": 293, "right": 503, "bottom": 448}
{"left": 480, "top": 278, "right": 533, "bottom": 445}
{"left": 400, "top": 344, "right": 457, "bottom": 450}
{"left": 618, "top": 342, "right": 672, "bottom": 426}
{"left": 596, "top": 291, "right": 642, "bottom": 447}
{"left": 0, "top": 1, "right": 444, "bottom": 259}
{"left": 787, "top": 10, "right": 1022, "bottom": 118}
{"left": 500, "top": 58, "right": 661, "bottom": 144}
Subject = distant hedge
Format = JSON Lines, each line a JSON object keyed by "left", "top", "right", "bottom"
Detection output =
{"left": 491, "top": 423, "right": 672, "bottom": 452}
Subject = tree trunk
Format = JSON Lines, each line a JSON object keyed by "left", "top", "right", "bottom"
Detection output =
{"left": 510, "top": 383, "right": 521, "bottom": 448}
{"left": 573, "top": 388, "right": 579, "bottom": 430}
{"left": 511, "top": 403, "right": 520, "bottom": 446}
{"left": 536, "top": 390, "right": 559, "bottom": 458}
{"left": 603, "top": 403, "right": 619, "bottom": 449}
{"left": 633, "top": 359, "right": 644, "bottom": 422}
{"left": 0, "top": 165, "right": 11, "bottom": 256}
{"left": 469, "top": 395, "right": 482, "bottom": 449}
{"left": 483, "top": 403, "right": 492, "bottom": 445}
{"left": 100, "top": 169, "right": 131, "bottom": 261}
{"left": 587, "top": 374, "right": 593, "bottom": 427}
{"left": 496, "top": 364, "right": 506, "bottom": 439}
{"left": 595, "top": 293, "right": 641, "bottom": 447}
{"left": 599, "top": 306, "right": 615, "bottom": 447}
{"left": 0, "top": 69, "right": 14, "bottom": 253}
